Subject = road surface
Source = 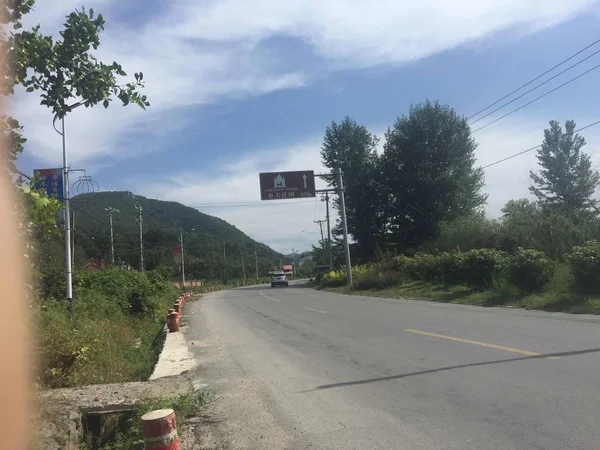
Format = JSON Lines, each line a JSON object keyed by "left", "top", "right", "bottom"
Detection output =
{"left": 185, "top": 281, "right": 600, "bottom": 449}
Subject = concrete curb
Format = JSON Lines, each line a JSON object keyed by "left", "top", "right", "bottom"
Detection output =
{"left": 149, "top": 291, "right": 197, "bottom": 380}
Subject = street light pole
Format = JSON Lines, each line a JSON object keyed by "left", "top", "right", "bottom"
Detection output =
{"left": 52, "top": 103, "right": 82, "bottom": 319}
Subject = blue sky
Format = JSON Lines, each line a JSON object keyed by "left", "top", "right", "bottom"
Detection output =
{"left": 15, "top": 0, "right": 600, "bottom": 253}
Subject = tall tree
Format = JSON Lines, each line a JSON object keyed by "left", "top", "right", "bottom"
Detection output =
{"left": 529, "top": 120, "right": 599, "bottom": 219}
{"left": 383, "top": 100, "right": 486, "bottom": 249}
{"left": 1, "top": 0, "right": 150, "bottom": 173}
{"left": 320, "top": 117, "right": 386, "bottom": 263}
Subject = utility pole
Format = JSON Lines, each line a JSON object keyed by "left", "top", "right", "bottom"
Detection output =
{"left": 240, "top": 248, "right": 246, "bottom": 283}
{"left": 314, "top": 219, "right": 326, "bottom": 264}
{"left": 291, "top": 249, "right": 298, "bottom": 275}
{"left": 179, "top": 227, "right": 195, "bottom": 289}
{"left": 222, "top": 240, "right": 226, "bottom": 283}
{"left": 71, "top": 211, "right": 75, "bottom": 268}
{"left": 105, "top": 207, "right": 119, "bottom": 264}
{"left": 254, "top": 247, "right": 259, "bottom": 280}
{"left": 323, "top": 191, "right": 333, "bottom": 269}
{"left": 134, "top": 205, "right": 144, "bottom": 271}
{"left": 337, "top": 167, "right": 352, "bottom": 286}
{"left": 180, "top": 229, "right": 185, "bottom": 289}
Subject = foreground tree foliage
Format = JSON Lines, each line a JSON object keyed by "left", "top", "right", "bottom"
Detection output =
{"left": 1, "top": 0, "right": 149, "bottom": 173}
{"left": 321, "top": 117, "right": 386, "bottom": 263}
{"left": 383, "top": 100, "right": 486, "bottom": 249}
{"left": 1, "top": 0, "right": 151, "bottom": 303}
{"left": 319, "top": 101, "right": 487, "bottom": 261}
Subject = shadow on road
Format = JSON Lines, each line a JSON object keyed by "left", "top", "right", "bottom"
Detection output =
{"left": 304, "top": 347, "right": 600, "bottom": 392}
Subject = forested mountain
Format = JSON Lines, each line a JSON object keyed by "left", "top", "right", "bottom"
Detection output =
{"left": 70, "top": 191, "right": 282, "bottom": 280}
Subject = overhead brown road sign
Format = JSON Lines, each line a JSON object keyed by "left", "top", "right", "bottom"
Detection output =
{"left": 259, "top": 170, "right": 316, "bottom": 200}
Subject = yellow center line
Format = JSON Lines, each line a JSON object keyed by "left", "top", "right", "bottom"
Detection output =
{"left": 259, "top": 291, "right": 280, "bottom": 302}
{"left": 301, "top": 307, "right": 328, "bottom": 314}
{"left": 405, "top": 329, "right": 559, "bottom": 359}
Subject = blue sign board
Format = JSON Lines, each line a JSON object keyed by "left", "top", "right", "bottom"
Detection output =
{"left": 33, "top": 168, "right": 64, "bottom": 202}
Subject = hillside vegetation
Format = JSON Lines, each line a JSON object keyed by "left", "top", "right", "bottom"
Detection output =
{"left": 71, "top": 191, "right": 282, "bottom": 281}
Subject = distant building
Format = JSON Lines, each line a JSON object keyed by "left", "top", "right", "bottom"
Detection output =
{"left": 83, "top": 258, "right": 105, "bottom": 272}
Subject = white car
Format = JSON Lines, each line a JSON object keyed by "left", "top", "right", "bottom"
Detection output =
{"left": 271, "top": 272, "right": 289, "bottom": 287}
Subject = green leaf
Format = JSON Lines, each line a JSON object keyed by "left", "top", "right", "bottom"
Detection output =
{"left": 103, "top": 99, "right": 109, "bottom": 108}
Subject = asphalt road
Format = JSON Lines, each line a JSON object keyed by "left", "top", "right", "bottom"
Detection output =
{"left": 185, "top": 281, "right": 600, "bottom": 449}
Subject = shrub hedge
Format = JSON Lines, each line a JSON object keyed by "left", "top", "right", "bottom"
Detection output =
{"left": 320, "top": 244, "right": 593, "bottom": 296}
{"left": 568, "top": 240, "right": 600, "bottom": 294}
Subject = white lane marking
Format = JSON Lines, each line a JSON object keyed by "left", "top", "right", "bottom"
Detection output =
{"left": 301, "top": 307, "right": 327, "bottom": 314}
{"left": 259, "top": 290, "right": 281, "bottom": 302}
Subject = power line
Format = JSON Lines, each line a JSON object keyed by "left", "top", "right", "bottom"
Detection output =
{"left": 471, "top": 62, "right": 600, "bottom": 134}
{"left": 481, "top": 119, "right": 600, "bottom": 169}
{"left": 469, "top": 47, "right": 600, "bottom": 126}
{"left": 468, "top": 37, "right": 600, "bottom": 121}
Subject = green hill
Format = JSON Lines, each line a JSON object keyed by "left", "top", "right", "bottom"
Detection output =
{"left": 70, "top": 191, "right": 282, "bottom": 280}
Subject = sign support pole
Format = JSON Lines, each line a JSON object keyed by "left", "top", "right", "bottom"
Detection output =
{"left": 61, "top": 117, "right": 74, "bottom": 319}
{"left": 336, "top": 168, "right": 353, "bottom": 286}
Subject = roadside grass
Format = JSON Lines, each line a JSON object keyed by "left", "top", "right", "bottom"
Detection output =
{"left": 80, "top": 389, "right": 212, "bottom": 450}
{"left": 320, "top": 280, "right": 600, "bottom": 315}
{"left": 39, "top": 268, "right": 181, "bottom": 389}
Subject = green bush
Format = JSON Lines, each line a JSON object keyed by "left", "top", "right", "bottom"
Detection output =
{"left": 321, "top": 269, "right": 347, "bottom": 287}
{"left": 568, "top": 241, "right": 600, "bottom": 294}
{"left": 458, "top": 249, "right": 507, "bottom": 289}
{"left": 437, "top": 251, "right": 465, "bottom": 285}
{"left": 40, "top": 268, "right": 180, "bottom": 388}
{"left": 508, "top": 248, "right": 553, "bottom": 293}
{"left": 75, "top": 267, "right": 178, "bottom": 318}
{"left": 409, "top": 253, "right": 443, "bottom": 282}
{"left": 352, "top": 264, "right": 401, "bottom": 290}
{"left": 433, "top": 215, "right": 501, "bottom": 252}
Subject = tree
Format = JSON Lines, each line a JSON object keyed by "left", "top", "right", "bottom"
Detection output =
{"left": 320, "top": 117, "right": 386, "bottom": 263}
{"left": 1, "top": 0, "right": 150, "bottom": 173}
{"left": 529, "top": 120, "right": 599, "bottom": 220}
{"left": 382, "top": 100, "right": 486, "bottom": 249}
{"left": 499, "top": 198, "right": 600, "bottom": 257}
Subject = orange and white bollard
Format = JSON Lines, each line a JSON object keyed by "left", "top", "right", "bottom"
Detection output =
{"left": 141, "top": 408, "right": 179, "bottom": 450}
{"left": 173, "top": 303, "right": 180, "bottom": 313}
{"left": 167, "top": 312, "right": 180, "bottom": 332}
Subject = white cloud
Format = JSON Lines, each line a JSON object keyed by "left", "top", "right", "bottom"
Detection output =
{"left": 130, "top": 118, "right": 600, "bottom": 252}
{"left": 132, "top": 138, "right": 334, "bottom": 253}
{"left": 166, "top": 0, "right": 595, "bottom": 67}
{"left": 14, "top": 0, "right": 597, "bottom": 168}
